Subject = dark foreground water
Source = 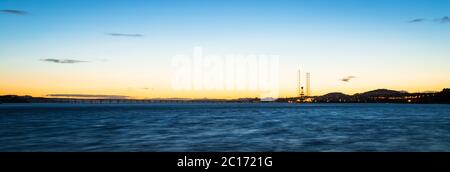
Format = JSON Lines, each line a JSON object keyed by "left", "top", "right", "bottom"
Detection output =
{"left": 1, "top": 103, "right": 449, "bottom": 152}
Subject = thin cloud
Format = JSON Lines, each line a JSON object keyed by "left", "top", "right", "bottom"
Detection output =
{"left": 107, "top": 33, "right": 144, "bottom": 37}
{"left": 0, "top": 9, "right": 28, "bottom": 15}
{"left": 41, "top": 58, "right": 87, "bottom": 64}
{"left": 408, "top": 18, "right": 425, "bottom": 23}
{"left": 436, "top": 16, "right": 450, "bottom": 23}
{"left": 47, "top": 94, "right": 129, "bottom": 99}
{"left": 340, "top": 76, "right": 356, "bottom": 82}
{"left": 409, "top": 16, "right": 450, "bottom": 24}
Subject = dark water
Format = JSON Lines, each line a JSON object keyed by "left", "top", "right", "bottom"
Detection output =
{"left": 1, "top": 103, "right": 450, "bottom": 152}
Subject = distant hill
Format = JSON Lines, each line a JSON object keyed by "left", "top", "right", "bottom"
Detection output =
{"left": 0, "top": 95, "right": 33, "bottom": 103}
{"left": 322, "top": 92, "right": 351, "bottom": 99}
{"left": 355, "top": 89, "right": 405, "bottom": 97}
{"left": 439, "top": 88, "right": 450, "bottom": 102}
{"left": 315, "top": 92, "right": 352, "bottom": 102}
{"left": 311, "top": 88, "right": 450, "bottom": 104}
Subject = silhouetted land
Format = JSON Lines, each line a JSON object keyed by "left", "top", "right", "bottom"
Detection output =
{"left": 1, "top": 88, "right": 449, "bottom": 104}
{"left": 278, "top": 88, "right": 450, "bottom": 104}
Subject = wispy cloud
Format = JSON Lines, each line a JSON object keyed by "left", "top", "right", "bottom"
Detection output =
{"left": 340, "top": 76, "right": 356, "bottom": 82}
{"left": 107, "top": 33, "right": 144, "bottom": 37}
{"left": 435, "top": 16, "right": 450, "bottom": 24}
{"left": 408, "top": 18, "right": 425, "bottom": 23}
{"left": 41, "top": 58, "right": 87, "bottom": 64}
{"left": 409, "top": 16, "right": 450, "bottom": 24}
{"left": 47, "top": 94, "right": 129, "bottom": 99}
{"left": 0, "top": 9, "right": 28, "bottom": 15}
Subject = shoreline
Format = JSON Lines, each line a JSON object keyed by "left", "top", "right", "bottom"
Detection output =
{"left": 1, "top": 102, "right": 449, "bottom": 105}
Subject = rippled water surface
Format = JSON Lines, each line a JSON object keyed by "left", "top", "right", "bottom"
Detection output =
{"left": 1, "top": 103, "right": 450, "bottom": 151}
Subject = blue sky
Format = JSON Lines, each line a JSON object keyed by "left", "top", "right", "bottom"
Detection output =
{"left": 1, "top": 0, "right": 450, "bottom": 98}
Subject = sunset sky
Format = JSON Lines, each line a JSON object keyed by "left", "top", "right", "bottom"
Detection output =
{"left": 1, "top": 0, "right": 450, "bottom": 99}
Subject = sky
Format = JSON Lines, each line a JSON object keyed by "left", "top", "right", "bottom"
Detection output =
{"left": 1, "top": 0, "right": 450, "bottom": 99}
